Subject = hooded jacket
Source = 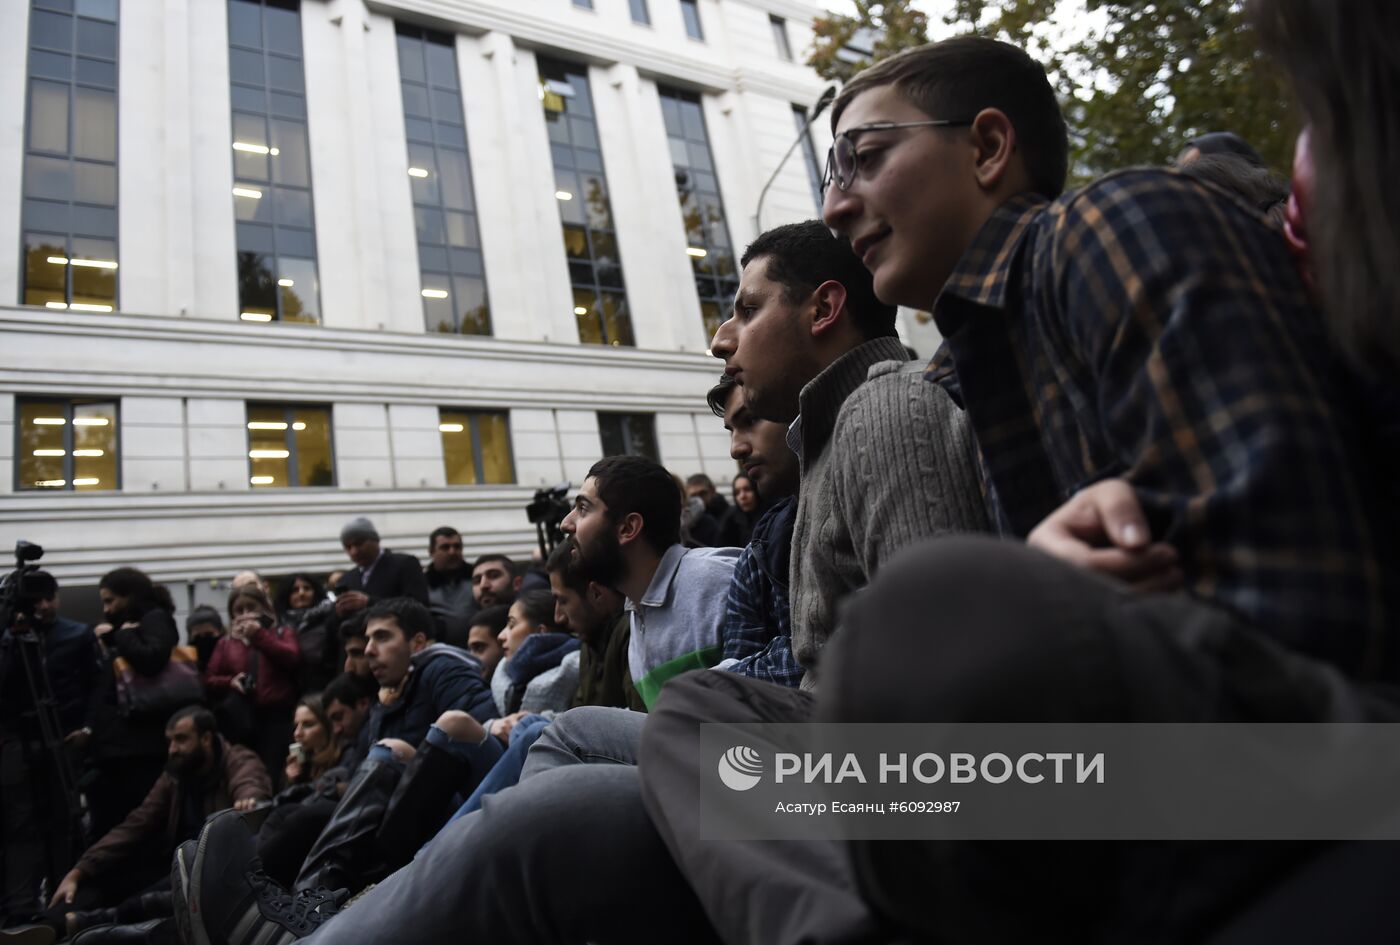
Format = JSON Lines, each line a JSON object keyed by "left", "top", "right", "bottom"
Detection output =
{"left": 364, "top": 643, "right": 494, "bottom": 749}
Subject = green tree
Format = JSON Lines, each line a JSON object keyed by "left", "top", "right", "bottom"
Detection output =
{"left": 808, "top": 0, "right": 1298, "bottom": 180}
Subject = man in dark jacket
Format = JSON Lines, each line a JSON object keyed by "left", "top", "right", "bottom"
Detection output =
{"left": 50, "top": 706, "right": 269, "bottom": 918}
{"left": 423, "top": 527, "right": 476, "bottom": 646}
{"left": 0, "top": 571, "right": 99, "bottom": 927}
{"left": 333, "top": 518, "right": 430, "bottom": 618}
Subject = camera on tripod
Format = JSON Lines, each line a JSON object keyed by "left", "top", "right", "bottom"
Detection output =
{"left": 525, "top": 483, "right": 572, "bottom": 558}
{"left": 0, "top": 539, "right": 46, "bottom": 630}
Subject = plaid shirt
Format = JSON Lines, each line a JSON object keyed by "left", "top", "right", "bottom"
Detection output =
{"left": 928, "top": 169, "right": 1399, "bottom": 680}
{"left": 719, "top": 496, "right": 802, "bottom": 687}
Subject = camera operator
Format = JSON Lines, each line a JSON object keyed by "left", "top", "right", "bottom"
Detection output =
{"left": 0, "top": 570, "right": 97, "bottom": 928}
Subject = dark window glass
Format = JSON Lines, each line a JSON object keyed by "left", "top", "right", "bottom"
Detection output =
{"left": 629, "top": 0, "right": 650, "bottom": 24}
{"left": 793, "top": 105, "right": 824, "bottom": 212}
{"left": 539, "top": 58, "right": 634, "bottom": 346}
{"left": 658, "top": 86, "right": 736, "bottom": 340}
{"left": 770, "top": 15, "right": 792, "bottom": 60}
{"left": 246, "top": 403, "right": 334, "bottom": 488}
{"left": 20, "top": 0, "right": 119, "bottom": 310}
{"left": 440, "top": 409, "right": 515, "bottom": 485}
{"left": 679, "top": 0, "right": 703, "bottom": 40}
{"left": 16, "top": 397, "right": 119, "bottom": 491}
{"left": 572, "top": 0, "right": 593, "bottom": 7}
{"left": 396, "top": 23, "right": 490, "bottom": 336}
{"left": 227, "top": 0, "right": 319, "bottom": 325}
{"left": 597, "top": 412, "right": 659, "bottom": 463}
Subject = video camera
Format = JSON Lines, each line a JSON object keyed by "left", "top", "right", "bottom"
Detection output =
{"left": 525, "top": 483, "right": 572, "bottom": 558}
{"left": 0, "top": 540, "right": 46, "bottom": 631}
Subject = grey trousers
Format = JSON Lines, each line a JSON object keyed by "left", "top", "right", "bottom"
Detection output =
{"left": 299, "top": 704, "right": 716, "bottom": 945}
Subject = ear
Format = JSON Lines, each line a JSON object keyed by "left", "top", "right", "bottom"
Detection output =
{"left": 512, "top": 575, "right": 523, "bottom": 592}
{"left": 969, "top": 107, "right": 1019, "bottom": 192}
{"left": 808, "top": 279, "right": 850, "bottom": 340}
{"left": 410, "top": 632, "right": 428, "bottom": 653}
{"left": 586, "top": 581, "right": 606, "bottom": 604}
{"left": 615, "top": 510, "right": 646, "bottom": 550}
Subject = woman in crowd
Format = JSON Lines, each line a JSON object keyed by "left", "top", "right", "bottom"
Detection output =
{"left": 275, "top": 572, "right": 334, "bottom": 691}
{"left": 718, "top": 473, "right": 762, "bottom": 547}
{"left": 88, "top": 567, "right": 184, "bottom": 839}
{"left": 282, "top": 694, "right": 343, "bottom": 789}
{"left": 490, "top": 589, "right": 580, "bottom": 723}
{"left": 204, "top": 586, "right": 302, "bottom": 777}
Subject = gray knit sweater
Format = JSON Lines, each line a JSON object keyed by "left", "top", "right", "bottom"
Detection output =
{"left": 789, "top": 337, "right": 990, "bottom": 689}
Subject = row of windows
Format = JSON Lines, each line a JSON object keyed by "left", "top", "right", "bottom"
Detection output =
{"left": 14, "top": 396, "right": 661, "bottom": 491}
{"left": 18, "top": 0, "right": 821, "bottom": 346}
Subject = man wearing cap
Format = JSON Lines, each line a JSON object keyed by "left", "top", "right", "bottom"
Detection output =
{"left": 333, "top": 518, "right": 431, "bottom": 623}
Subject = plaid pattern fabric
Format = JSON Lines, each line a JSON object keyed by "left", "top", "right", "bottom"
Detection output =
{"left": 721, "top": 497, "right": 802, "bottom": 687}
{"left": 927, "top": 169, "right": 1399, "bottom": 679}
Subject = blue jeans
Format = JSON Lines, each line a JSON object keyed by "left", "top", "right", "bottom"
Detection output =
{"left": 444, "top": 713, "right": 551, "bottom": 825}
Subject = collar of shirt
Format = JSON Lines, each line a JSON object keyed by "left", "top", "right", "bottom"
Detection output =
{"left": 793, "top": 336, "right": 912, "bottom": 467}
{"left": 623, "top": 543, "right": 688, "bottom": 613}
{"left": 360, "top": 549, "right": 386, "bottom": 585}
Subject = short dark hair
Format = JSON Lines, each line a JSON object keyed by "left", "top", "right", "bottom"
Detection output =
{"left": 685, "top": 473, "right": 715, "bottom": 490}
{"left": 471, "top": 553, "right": 514, "bottom": 573}
{"left": 167, "top": 704, "right": 217, "bottom": 736}
{"left": 832, "top": 36, "right": 1069, "bottom": 200}
{"left": 545, "top": 538, "right": 589, "bottom": 596}
{"left": 1176, "top": 154, "right": 1289, "bottom": 219}
{"left": 323, "top": 671, "right": 377, "bottom": 709}
{"left": 341, "top": 611, "right": 368, "bottom": 642}
{"left": 706, "top": 374, "right": 740, "bottom": 418}
{"left": 186, "top": 604, "right": 224, "bottom": 634}
{"left": 467, "top": 604, "right": 510, "bottom": 639}
{"left": 364, "top": 597, "right": 434, "bottom": 642}
{"left": 740, "top": 220, "right": 897, "bottom": 339}
{"left": 29, "top": 570, "right": 58, "bottom": 601}
{"left": 514, "top": 589, "right": 560, "bottom": 631}
{"left": 227, "top": 585, "right": 274, "bottom": 621}
{"left": 428, "top": 526, "right": 460, "bottom": 553}
{"left": 586, "top": 455, "right": 682, "bottom": 556}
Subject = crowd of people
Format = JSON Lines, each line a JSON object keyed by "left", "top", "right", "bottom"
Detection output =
{"left": 3, "top": 0, "right": 1399, "bottom": 941}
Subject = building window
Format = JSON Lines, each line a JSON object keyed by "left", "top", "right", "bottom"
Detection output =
{"left": 793, "top": 105, "right": 824, "bottom": 212}
{"left": 679, "top": 0, "right": 703, "bottom": 40}
{"left": 246, "top": 403, "right": 333, "bottom": 487}
{"left": 396, "top": 25, "right": 490, "bottom": 336}
{"left": 539, "top": 58, "right": 635, "bottom": 347}
{"left": 227, "top": 0, "right": 320, "bottom": 325}
{"left": 16, "top": 397, "right": 118, "bottom": 491}
{"left": 572, "top": 0, "right": 593, "bottom": 7}
{"left": 770, "top": 16, "right": 792, "bottom": 60}
{"left": 629, "top": 0, "right": 650, "bottom": 25}
{"left": 21, "top": 0, "right": 120, "bottom": 313}
{"left": 598, "top": 412, "right": 659, "bottom": 463}
{"left": 658, "top": 87, "right": 737, "bottom": 341}
{"left": 439, "top": 409, "right": 514, "bottom": 485}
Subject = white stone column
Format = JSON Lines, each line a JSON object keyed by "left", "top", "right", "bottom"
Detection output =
{"left": 0, "top": 3, "right": 31, "bottom": 305}
{"left": 187, "top": 0, "right": 238, "bottom": 319}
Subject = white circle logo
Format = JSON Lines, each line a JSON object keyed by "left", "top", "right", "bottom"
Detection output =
{"left": 718, "top": 746, "right": 764, "bottom": 791}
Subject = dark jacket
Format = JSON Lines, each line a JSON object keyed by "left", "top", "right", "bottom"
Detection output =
{"left": 0, "top": 615, "right": 100, "bottom": 737}
{"left": 425, "top": 564, "right": 479, "bottom": 646}
{"left": 282, "top": 599, "right": 334, "bottom": 691}
{"left": 717, "top": 505, "right": 761, "bottom": 548}
{"left": 204, "top": 624, "right": 302, "bottom": 709}
{"left": 76, "top": 735, "right": 271, "bottom": 878}
{"left": 344, "top": 550, "right": 430, "bottom": 606}
{"left": 93, "top": 606, "right": 180, "bottom": 760}
{"left": 363, "top": 644, "right": 494, "bottom": 749}
{"left": 576, "top": 611, "right": 645, "bottom": 711}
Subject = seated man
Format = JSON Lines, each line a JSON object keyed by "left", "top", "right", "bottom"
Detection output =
{"left": 547, "top": 537, "right": 641, "bottom": 711}
{"left": 463, "top": 606, "right": 506, "bottom": 681}
{"left": 53, "top": 707, "right": 269, "bottom": 933}
{"left": 469, "top": 554, "right": 520, "bottom": 612}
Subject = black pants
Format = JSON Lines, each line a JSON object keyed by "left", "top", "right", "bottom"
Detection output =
{"left": 1, "top": 736, "right": 79, "bottom": 924}
{"left": 640, "top": 536, "right": 1400, "bottom": 945}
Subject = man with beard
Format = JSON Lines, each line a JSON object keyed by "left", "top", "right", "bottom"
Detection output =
{"left": 561, "top": 455, "right": 739, "bottom": 708}
{"left": 423, "top": 527, "right": 476, "bottom": 645}
{"left": 546, "top": 538, "right": 641, "bottom": 711}
{"left": 469, "top": 555, "right": 520, "bottom": 611}
{"left": 47, "top": 706, "right": 268, "bottom": 932}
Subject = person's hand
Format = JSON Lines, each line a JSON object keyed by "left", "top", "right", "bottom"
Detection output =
{"left": 434, "top": 710, "right": 486, "bottom": 744}
{"left": 285, "top": 756, "right": 305, "bottom": 784}
{"left": 64, "top": 727, "right": 92, "bottom": 749}
{"left": 375, "top": 738, "right": 416, "bottom": 763}
{"left": 1028, "top": 478, "right": 1182, "bottom": 593}
{"left": 334, "top": 591, "right": 369, "bottom": 617}
{"left": 119, "top": 620, "right": 140, "bottom": 632}
{"left": 233, "top": 797, "right": 259, "bottom": 812}
{"left": 489, "top": 711, "right": 528, "bottom": 743}
{"left": 93, "top": 622, "right": 113, "bottom": 640}
{"left": 50, "top": 868, "right": 82, "bottom": 907}
{"left": 230, "top": 674, "right": 248, "bottom": 695}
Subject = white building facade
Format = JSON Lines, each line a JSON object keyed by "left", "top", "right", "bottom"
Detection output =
{"left": 0, "top": 0, "right": 927, "bottom": 612}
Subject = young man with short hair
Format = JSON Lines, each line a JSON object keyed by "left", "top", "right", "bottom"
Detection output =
{"left": 545, "top": 537, "right": 640, "bottom": 710}
{"left": 424, "top": 526, "right": 476, "bottom": 643}
{"left": 469, "top": 555, "right": 520, "bottom": 611}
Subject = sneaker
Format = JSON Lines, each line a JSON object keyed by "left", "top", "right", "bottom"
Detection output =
{"left": 173, "top": 811, "right": 345, "bottom": 945}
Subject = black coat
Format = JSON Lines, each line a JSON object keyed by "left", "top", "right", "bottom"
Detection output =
{"left": 343, "top": 550, "right": 430, "bottom": 606}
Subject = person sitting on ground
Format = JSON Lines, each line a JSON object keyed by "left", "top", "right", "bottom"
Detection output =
{"left": 275, "top": 572, "right": 335, "bottom": 691}
{"left": 204, "top": 587, "right": 301, "bottom": 777}
{"left": 339, "top": 614, "right": 370, "bottom": 681}
{"left": 282, "top": 695, "right": 343, "bottom": 789}
{"left": 546, "top": 537, "right": 641, "bottom": 711}
{"left": 462, "top": 605, "right": 507, "bottom": 682}
{"left": 488, "top": 589, "right": 579, "bottom": 730}
{"left": 49, "top": 706, "right": 269, "bottom": 937}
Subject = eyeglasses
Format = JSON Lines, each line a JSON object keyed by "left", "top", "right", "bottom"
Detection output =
{"left": 822, "top": 119, "right": 973, "bottom": 194}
